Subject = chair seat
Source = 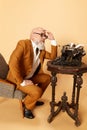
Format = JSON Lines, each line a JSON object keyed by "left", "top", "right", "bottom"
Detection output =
{"left": 0, "top": 79, "right": 26, "bottom": 99}
{"left": 14, "top": 89, "right": 26, "bottom": 99}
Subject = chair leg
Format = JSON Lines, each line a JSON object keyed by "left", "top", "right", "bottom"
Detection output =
{"left": 19, "top": 100, "right": 24, "bottom": 118}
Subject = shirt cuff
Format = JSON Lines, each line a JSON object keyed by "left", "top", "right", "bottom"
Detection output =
{"left": 51, "top": 40, "right": 57, "bottom": 46}
{"left": 20, "top": 80, "right": 26, "bottom": 86}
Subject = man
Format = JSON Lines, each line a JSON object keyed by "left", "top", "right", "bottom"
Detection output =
{"left": 7, "top": 27, "right": 57, "bottom": 119}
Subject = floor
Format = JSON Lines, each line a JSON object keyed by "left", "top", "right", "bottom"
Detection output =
{"left": 0, "top": 74, "right": 87, "bottom": 130}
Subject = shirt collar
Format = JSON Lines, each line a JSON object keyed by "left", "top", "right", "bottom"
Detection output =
{"left": 31, "top": 40, "right": 37, "bottom": 48}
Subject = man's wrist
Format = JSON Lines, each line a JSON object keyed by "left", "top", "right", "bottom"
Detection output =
{"left": 20, "top": 80, "right": 26, "bottom": 86}
{"left": 51, "top": 40, "right": 57, "bottom": 46}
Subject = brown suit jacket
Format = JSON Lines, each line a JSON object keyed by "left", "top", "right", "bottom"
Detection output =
{"left": 7, "top": 39, "right": 57, "bottom": 86}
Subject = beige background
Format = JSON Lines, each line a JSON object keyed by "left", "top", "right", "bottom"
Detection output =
{"left": 0, "top": 0, "right": 87, "bottom": 130}
{"left": 0, "top": 0, "right": 87, "bottom": 62}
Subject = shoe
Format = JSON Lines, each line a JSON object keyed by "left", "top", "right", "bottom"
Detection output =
{"left": 36, "top": 101, "right": 44, "bottom": 106}
{"left": 24, "top": 108, "right": 35, "bottom": 119}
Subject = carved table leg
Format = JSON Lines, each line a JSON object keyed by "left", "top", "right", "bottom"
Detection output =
{"left": 66, "top": 74, "right": 83, "bottom": 126}
{"left": 71, "top": 75, "right": 77, "bottom": 107}
{"left": 48, "top": 71, "right": 57, "bottom": 123}
{"left": 74, "top": 74, "right": 83, "bottom": 126}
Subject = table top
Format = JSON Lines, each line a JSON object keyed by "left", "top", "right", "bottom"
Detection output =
{"left": 47, "top": 61, "right": 87, "bottom": 75}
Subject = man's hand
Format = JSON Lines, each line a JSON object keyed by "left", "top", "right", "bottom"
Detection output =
{"left": 45, "top": 31, "right": 55, "bottom": 40}
{"left": 20, "top": 80, "right": 34, "bottom": 86}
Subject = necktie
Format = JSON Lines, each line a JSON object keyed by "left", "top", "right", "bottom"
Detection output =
{"left": 36, "top": 47, "right": 39, "bottom": 55}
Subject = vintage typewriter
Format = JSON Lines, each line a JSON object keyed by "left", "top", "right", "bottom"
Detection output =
{"left": 52, "top": 43, "right": 86, "bottom": 66}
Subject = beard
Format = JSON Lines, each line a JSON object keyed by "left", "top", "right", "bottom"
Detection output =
{"left": 36, "top": 42, "right": 45, "bottom": 50}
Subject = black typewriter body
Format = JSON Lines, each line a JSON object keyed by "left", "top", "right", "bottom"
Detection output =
{"left": 52, "top": 43, "right": 86, "bottom": 66}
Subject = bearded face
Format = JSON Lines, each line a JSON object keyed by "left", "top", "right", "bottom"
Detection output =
{"left": 30, "top": 27, "right": 48, "bottom": 50}
{"left": 35, "top": 41, "right": 45, "bottom": 50}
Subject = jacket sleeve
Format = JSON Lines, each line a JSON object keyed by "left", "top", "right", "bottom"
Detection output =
{"left": 45, "top": 45, "right": 57, "bottom": 60}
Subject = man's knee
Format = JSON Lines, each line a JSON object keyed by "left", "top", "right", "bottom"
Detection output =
{"left": 44, "top": 74, "right": 51, "bottom": 84}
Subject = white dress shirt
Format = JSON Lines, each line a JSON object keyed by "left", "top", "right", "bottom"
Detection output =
{"left": 25, "top": 41, "right": 40, "bottom": 79}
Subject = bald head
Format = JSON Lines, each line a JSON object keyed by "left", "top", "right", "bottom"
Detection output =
{"left": 31, "top": 27, "right": 46, "bottom": 34}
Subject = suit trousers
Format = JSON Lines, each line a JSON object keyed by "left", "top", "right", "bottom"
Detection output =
{"left": 18, "top": 73, "right": 51, "bottom": 110}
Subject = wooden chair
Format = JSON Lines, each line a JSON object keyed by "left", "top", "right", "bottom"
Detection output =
{"left": 0, "top": 53, "right": 26, "bottom": 117}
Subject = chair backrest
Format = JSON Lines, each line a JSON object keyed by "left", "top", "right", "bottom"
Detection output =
{"left": 0, "top": 53, "right": 9, "bottom": 79}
